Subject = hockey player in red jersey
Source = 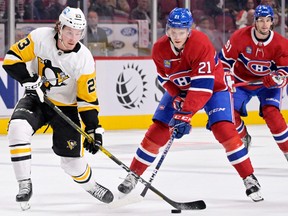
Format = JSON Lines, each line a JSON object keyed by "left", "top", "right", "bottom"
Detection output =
{"left": 219, "top": 5, "right": 288, "bottom": 157}
{"left": 118, "top": 7, "right": 263, "bottom": 202}
{"left": 3, "top": 7, "right": 113, "bottom": 210}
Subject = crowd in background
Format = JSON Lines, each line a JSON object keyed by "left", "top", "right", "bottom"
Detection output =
{"left": 0, "top": 0, "right": 287, "bottom": 54}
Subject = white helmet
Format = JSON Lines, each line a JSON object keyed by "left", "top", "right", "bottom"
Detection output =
{"left": 59, "top": 7, "right": 86, "bottom": 30}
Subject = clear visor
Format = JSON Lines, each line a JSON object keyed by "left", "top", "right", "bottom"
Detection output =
{"left": 60, "top": 25, "right": 85, "bottom": 40}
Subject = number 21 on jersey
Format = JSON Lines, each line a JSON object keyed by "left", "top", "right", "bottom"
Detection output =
{"left": 198, "top": 61, "right": 211, "bottom": 74}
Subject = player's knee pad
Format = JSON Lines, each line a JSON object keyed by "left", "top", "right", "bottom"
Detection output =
{"left": 8, "top": 119, "right": 34, "bottom": 145}
{"left": 60, "top": 157, "right": 88, "bottom": 177}
{"left": 211, "top": 121, "right": 242, "bottom": 151}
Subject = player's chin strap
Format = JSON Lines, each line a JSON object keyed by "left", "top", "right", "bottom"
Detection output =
{"left": 43, "top": 96, "right": 206, "bottom": 210}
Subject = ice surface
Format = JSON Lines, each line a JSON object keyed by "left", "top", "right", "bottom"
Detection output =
{"left": 0, "top": 125, "right": 287, "bottom": 216}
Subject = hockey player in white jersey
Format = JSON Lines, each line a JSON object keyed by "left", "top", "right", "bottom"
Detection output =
{"left": 2, "top": 7, "right": 113, "bottom": 210}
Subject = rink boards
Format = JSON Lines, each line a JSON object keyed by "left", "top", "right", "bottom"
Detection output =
{"left": 1, "top": 59, "right": 288, "bottom": 134}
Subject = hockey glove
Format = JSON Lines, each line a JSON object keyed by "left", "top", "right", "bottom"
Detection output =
{"left": 172, "top": 91, "right": 187, "bottom": 111}
{"left": 84, "top": 127, "right": 104, "bottom": 154}
{"left": 168, "top": 111, "right": 192, "bottom": 139}
{"left": 22, "top": 75, "right": 47, "bottom": 102}
{"left": 263, "top": 74, "right": 285, "bottom": 89}
{"left": 224, "top": 71, "right": 236, "bottom": 92}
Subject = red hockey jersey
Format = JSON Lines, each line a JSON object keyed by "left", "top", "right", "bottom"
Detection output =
{"left": 220, "top": 26, "right": 288, "bottom": 90}
{"left": 152, "top": 30, "right": 227, "bottom": 114}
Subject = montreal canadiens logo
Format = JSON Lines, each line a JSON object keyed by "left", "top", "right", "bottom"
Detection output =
{"left": 247, "top": 60, "right": 271, "bottom": 76}
{"left": 116, "top": 64, "right": 147, "bottom": 109}
{"left": 170, "top": 71, "right": 191, "bottom": 88}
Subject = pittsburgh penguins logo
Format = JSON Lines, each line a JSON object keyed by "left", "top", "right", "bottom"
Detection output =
{"left": 67, "top": 140, "right": 77, "bottom": 150}
{"left": 38, "top": 58, "right": 69, "bottom": 89}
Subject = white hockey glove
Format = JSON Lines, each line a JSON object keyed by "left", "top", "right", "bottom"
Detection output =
{"left": 224, "top": 69, "right": 236, "bottom": 92}
{"left": 22, "top": 75, "right": 47, "bottom": 102}
{"left": 84, "top": 127, "right": 104, "bottom": 154}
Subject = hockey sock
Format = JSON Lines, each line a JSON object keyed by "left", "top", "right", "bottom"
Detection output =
{"left": 211, "top": 121, "right": 253, "bottom": 178}
{"left": 72, "top": 164, "right": 92, "bottom": 185}
{"left": 8, "top": 119, "right": 34, "bottom": 181}
{"left": 61, "top": 157, "right": 94, "bottom": 191}
{"left": 234, "top": 110, "right": 248, "bottom": 139}
{"left": 130, "top": 121, "right": 170, "bottom": 176}
{"left": 262, "top": 105, "right": 288, "bottom": 153}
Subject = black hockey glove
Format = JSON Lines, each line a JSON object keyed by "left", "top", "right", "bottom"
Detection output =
{"left": 22, "top": 75, "right": 47, "bottom": 103}
{"left": 84, "top": 127, "right": 104, "bottom": 154}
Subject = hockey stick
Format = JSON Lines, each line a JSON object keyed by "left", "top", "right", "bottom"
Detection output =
{"left": 140, "top": 129, "right": 177, "bottom": 197}
{"left": 44, "top": 97, "right": 206, "bottom": 210}
{"left": 233, "top": 80, "right": 262, "bottom": 88}
{"left": 232, "top": 75, "right": 288, "bottom": 88}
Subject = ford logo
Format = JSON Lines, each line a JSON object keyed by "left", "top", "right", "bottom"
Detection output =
{"left": 101, "top": 27, "right": 113, "bottom": 36}
{"left": 109, "top": 40, "right": 125, "bottom": 49}
{"left": 121, "top": 27, "right": 137, "bottom": 36}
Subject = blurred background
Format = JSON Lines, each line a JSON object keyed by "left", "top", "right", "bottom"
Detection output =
{"left": 1, "top": 0, "right": 288, "bottom": 58}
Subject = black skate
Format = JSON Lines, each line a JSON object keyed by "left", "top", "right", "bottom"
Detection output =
{"left": 243, "top": 174, "right": 263, "bottom": 202}
{"left": 118, "top": 172, "right": 138, "bottom": 195}
{"left": 87, "top": 182, "right": 114, "bottom": 203}
{"left": 16, "top": 179, "right": 33, "bottom": 211}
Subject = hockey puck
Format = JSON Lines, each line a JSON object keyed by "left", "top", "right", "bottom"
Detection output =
{"left": 171, "top": 209, "right": 181, "bottom": 213}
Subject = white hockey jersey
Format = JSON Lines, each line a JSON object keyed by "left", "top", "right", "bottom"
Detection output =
{"left": 3, "top": 27, "right": 99, "bottom": 112}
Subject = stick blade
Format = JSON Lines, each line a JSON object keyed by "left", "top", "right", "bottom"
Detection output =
{"left": 174, "top": 200, "right": 206, "bottom": 210}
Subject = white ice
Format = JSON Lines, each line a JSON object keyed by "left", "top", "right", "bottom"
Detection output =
{"left": 0, "top": 125, "right": 287, "bottom": 216}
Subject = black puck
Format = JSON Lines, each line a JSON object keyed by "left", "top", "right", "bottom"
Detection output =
{"left": 171, "top": 209, "right": 182, "bottom": 213}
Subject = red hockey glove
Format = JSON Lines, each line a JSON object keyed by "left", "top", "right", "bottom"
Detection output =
{"left": 172, "top": 91, "right": 187, "bottom": 111}
{"left": 168, "top": 111, "right": 192, "bottom": 139}
{"left": 263, "top": 74, "right": 285, "bottom": 88}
